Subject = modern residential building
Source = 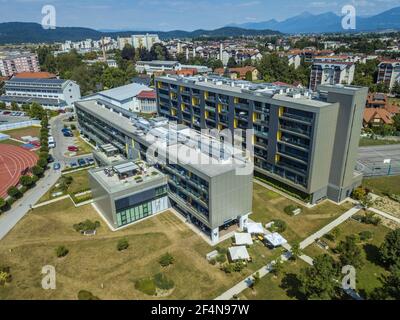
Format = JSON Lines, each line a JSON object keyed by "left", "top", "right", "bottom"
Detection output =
{"left": 309, "top": 61, "right": 355, "bottom": 91}
{"left": 155, "top": 75, "right": 368, "bottom": 204}
{"left": 0, "top": 77, "right": 81, "bottom": 110}
{"left": 132, "top": 34, "right": 161, "bottom": 50}
{"left": 75, "top": 98, "right": 253, "bottom": 243}
{"left": 135, "top": 60, "right": 211, "bottom": 76}
{"left": 0, "top": 53, "right": 40, "bottom": 77}
{"left": 377, "top": 60, "right": 400, "bottom": 90}
{"left": 82, "top": 83, "right": 155, "bottom": 113}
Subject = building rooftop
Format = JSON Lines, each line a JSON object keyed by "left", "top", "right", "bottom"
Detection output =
{"left": 76, "top": 99, "right": 250, "bottom": 177}
{"left": 90, "top": 161, "right": 165, "bottom": 193}
{"left": 13, "top": 72, "right": 57, "bottom": 79}
{"left": 90, "top": 83, "right": 152, "bottom": 102}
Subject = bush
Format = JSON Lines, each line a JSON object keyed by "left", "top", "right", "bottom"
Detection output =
{"left": 37, "top": 158, "right": 48, "bottom": 168}
{"left": 361, "top": 212, "right": 381, "bottom": 226}
{"left": 159, "top": 253, "right": 174, "bottom": 267}
{"left": 284, "top": 205, "right": 299, "bottom": 216}
{"left": 0, "top": 198, "right": 6, "bottom": 212}
{"left": 271, "top": 220, "right": 287, "bottom": 233}
{"left": 216, "top": 246, "right": 228, "bottom": 255}
{"left": 73, "top": 220, "right": 100, "bottom": 233}
{"left": 135, "top": 278, "right": 156, "bottom": 296}
{"left": 19, "top": 175, "right": 33, "bottom": 188}
{"left": 117, "top": 238, "right": 129, "bottom": 251}
{"left": 153, "top": 273, "right": 175, "bottom": 290}
{"left": 359, "top": 231, "right": 374, "bottom": 242}
{"left": 78, "top": 290, "right": 100, "bottom": 300}
{"left": 216, "top": 254, "right": 227, "bottom": 264}
{"left": 55, "top": 246, "right": 69, "bottom": 258}
{"left": 71, "top": 124, "right": 76, "bottom": 130}
{"left": 32, "top": 165, "right": 44, "bottom": 177}
{"left": 0, "top": 267, "right": 12, "bottom": 285}
{"left": 209, "top": 259, "right": 217, "bottom": 266}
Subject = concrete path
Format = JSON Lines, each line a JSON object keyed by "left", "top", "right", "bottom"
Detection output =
{"left": 369, "top": 207, "right": 400, "bottom": 224}
{"left": 299, "top": 206, "right": 362, "bottom": 249}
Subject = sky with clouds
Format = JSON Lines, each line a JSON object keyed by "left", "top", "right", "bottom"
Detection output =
{"left": 0, "top": 0, "right": 399, "bottom": 30}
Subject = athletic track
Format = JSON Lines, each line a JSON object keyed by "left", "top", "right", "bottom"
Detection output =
{"left": 0, "top": 144, "right": 39, "bottom": 199}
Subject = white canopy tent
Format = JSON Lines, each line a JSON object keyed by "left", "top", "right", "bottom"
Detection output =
{"left": 265, "top": 233, "right": 288, "bottom": 247}
{"left": 246, "top": 222, "right": 264, "bottom": 235}
{"left": 228, "top": 246, "right": 250, "bottom": 261}
{"left": 234, "top": 233, "right": 253, "bottom": 246}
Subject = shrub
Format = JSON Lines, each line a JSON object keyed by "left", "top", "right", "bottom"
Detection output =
{"left": 19, "top": 175, "right": 33, "bottom": 188}
{"left": 216, "top": 254, "right": 227, "bottom": 264}
{"left": 272, "top": 220, "right": 287, "bottom": 233}
{"left": 216, "top": 246, "right": 228, "bottom": 255}
{"left": 78, "top": 290, "right": 100, "bottom": 300}
{"left": 209, "top": 259, "right": 217, "bottom": 266}
{"left": 359, "top": 231, "right": 374, "bottom": 242}
{"left": 117, "top": 238, "right": 129, "bottom": 251}
{"left": 73, "top": 220, "right": 100, "bottom": 233}
{"left": 0, "top": 267, "right": 12, "bottom": 285}
{"left": 159, "top": 253, "right": 174, "bottom": 267}
{"left": 352, "top": 187, "right": 366, "bottom": 201}
{"left": 0, "top": 198, "right": 6, "bottom": 212}
{"left": 37, "top": 158, "right": 48, "bottom": 168}
{"left": 71, "top": 124, "right": 76, "bottom": 130}
{"left": 361, "top": 212, "right": 381, "bottom": 226}
{"left": 153, "top": 273, "right": 174, "bottom": 290}
{"left": 135, "top": 278, "right": 156, "bottom": 296}
{"left": 32, "top": 165, "right": 44, "bottom": 177}
{"left": 55, "top": 246, "right": 69, "bottom": 258}
{"left": 284, "top": 205, "right": 299, "bottom": 216}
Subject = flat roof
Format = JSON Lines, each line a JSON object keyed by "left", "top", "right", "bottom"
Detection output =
{"left": 94, "top": 83, "right": 152, "bottom": 102}
{"left": 6, "top": 78, "right": 66, "bottom": 85}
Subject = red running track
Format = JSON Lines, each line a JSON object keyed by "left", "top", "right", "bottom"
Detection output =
{"left": 0, "top": 145, "right": 39, "bottom": 199}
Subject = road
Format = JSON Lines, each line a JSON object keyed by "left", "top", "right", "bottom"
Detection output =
{"left": 357, "top": 145, "right": 400, "bottom": 177}
{"left": 0, "top": 115, "right": 64, "bottom": 240}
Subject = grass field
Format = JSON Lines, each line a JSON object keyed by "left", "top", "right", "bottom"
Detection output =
{"left": 38, "top": 170, "right": 91, "bottom": 203}
{"left": 359, "top": 138, "right": 400, "bottom": 147}
{"left": 0, "top": 139, "right": 24, "bottom": 146}
{"left": 73, "top": 131, "right": 94, "bottom": 156}
{"left": 251, "top": 183, "right": 353, "bottom": 244}
{"left": 238, "top": 259, "right": 308, "bottom": 300}
{"left": 302, "top": 217, "right": 393, "bottom": 298}
{"left": 363, "top": 176, "right": 400, "bottom": 196}
{"left": 0, "top": 199, "right": 284, "bottom": 300}
{"left": 0, "top": 126, "right": 41, "bottom": 141}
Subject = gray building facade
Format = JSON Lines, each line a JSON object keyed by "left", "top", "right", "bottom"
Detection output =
{"left": 76, "top": 99, "right": 253, "bottom": 243}
{"left": 155, "top": 75, "right": 368, "bottom": 204}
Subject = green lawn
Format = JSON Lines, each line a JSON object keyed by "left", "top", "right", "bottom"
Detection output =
{"left": 73, "top": 130, "right": 94, "bottom": 156}
{"left": 0, "top": 139, "right": 24, "bottom": 146}
{"left": 38, "top": 169, "right": 91, "bottom": 203}
{"left": 359, "top": 138, "right": 400, "bottom": 147}
{"left": 302, "top": 217, "right": 392, "bottom": 298}
{"left": 238, "top": 259, "right": 308, "bottom": 300}
{"left": 251, "top": 183, "right": 353, "bottom": 244}
{"left": 363, "top": 176, "right": 400, "bottom": 196}
{"left": 0, "top": 126, "right": 40, "bottom": 141}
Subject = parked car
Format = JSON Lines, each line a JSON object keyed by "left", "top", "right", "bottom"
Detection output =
{"left": 53, "top": 163, "right": 61, "bottom": 170}
{"left": 47, "top": 155, "right": 55, "bottom": 163}
{"left": 86, "top": 158, "right": 95, "bottom": 165}
{"left": 68, "top": 146, "right": 79, "bottom": 152}
{"left": 70, "top": 162, "right": 78, "bottom": 168}
{"left": 78, "top": 159, "right": 86, "bottom": 166}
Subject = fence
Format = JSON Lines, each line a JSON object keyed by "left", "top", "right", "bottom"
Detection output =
{"left": 0, "top": 120, "right": 41, "bottom": 132}
{"left": 356, "top": 160, "right": 400, "bottom": 177}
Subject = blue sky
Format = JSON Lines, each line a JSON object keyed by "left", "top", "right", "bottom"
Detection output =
{"left": 0, "top": 0, "right": 399, "bottom": 30}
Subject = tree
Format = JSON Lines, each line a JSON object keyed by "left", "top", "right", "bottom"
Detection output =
{"left": 7, "top": 187, "right": 22, "bottom": 199}
{"left": 250, "top": 272, "right": 261, "bottom": 290}
{"left": 372, "top": 262, "right": 400, "bottom": 300}
{"left": 271, "top": 257, "right": 284, "bottom": 277}
{"left": 392, "top": 81, "right": 400, "bottom": 97}
{"left": 359, "top": 193, "right": 374, "bottom": 209}
{"left": 159, "top": 253, "right": 174, "bottom": 267}
{"left": 298, "top": 254, "right": 341, "bottom": 300}
{"left": 0, "top": 198, "right": 6, "bottom": 212}
{"left": 272, "top": 220, "right": 287, "bottom": 233}
{"left": 121, "top": 44, "right": 136, "bottom": 61}
{"left": 337, "top": 236, "right": 365, "bottom": 269}
{"left": 10, "top": 102, "right": 19, "bottom": 111}
{"left": 117, "top": 238, "right": 129, "bottom": 251}
{"left": 291, "top": 242, "right": 302, "bottom": 260}
{"left": 19, "top": 175, "right": 33, "bottom": 188}
{"left": 393, "top": 114, "right": 400, "bottom": 132}
{"left": 37, "top": 158, "right": 48, "bottom": 169}
{"left": 32, "top": 165, "right": 44, "bottom": 177}
{"left": 227, "top": 57, "right": 238, "bottom": 68}
{"left": 380, "top": 229, "right": 400, "bottom": 267}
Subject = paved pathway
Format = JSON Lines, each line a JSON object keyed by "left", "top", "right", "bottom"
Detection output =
{"left": 369, "top": 207, "right": 400, "bottom": 224}
{"left": 215, "top": 205, "right": 362, "bottom": 300}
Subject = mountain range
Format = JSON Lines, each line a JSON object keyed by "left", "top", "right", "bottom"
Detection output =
{"left": 228, "top": 6, "right": 400, "bottom": 33}
{"left": 0, "top": 23, "right": 280, "bottom": 45}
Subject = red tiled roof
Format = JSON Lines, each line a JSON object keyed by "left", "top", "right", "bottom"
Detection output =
{"left": 136, "top": 90, "right": 156, "bottom": 99}
{"left": 14, "top": 72, "right": 57, "bottom": 79}
{"left": 364, "top": 108, "right": 394, "bottom": 125}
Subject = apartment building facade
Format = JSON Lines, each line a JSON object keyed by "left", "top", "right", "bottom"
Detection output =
{"left": 132, "top": 34, "right": 161, "bottom": 50}
{"left": 0, "top": 53, "right": 40, "bottom": 77}
{"left": 155, "top": 75, "right": 368, "bottom": 204}
{"left": 309, "top": 61, "right": 355, "bottom": 91}
{"left": 377, "top": 60, "right": 400, "bottom": 90}
{"left": 75, "top": 99, "right": 253, "bottom": 243}
{"left": 0, "top": 78, "right": 81, "bottom": 110}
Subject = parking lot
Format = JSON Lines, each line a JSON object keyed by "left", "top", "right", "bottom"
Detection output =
{"left": 357, "top": 145, "right": 400, "bottom": 177}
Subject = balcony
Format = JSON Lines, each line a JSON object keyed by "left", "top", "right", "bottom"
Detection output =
{"left": 281, "top": 113, "right": 313, "bottom": 124}
{"left": 280, "top": 125, "right": 311, "bottom": 138}
{"left": 279, "top": 138, "right": 309, "bottom": 151}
